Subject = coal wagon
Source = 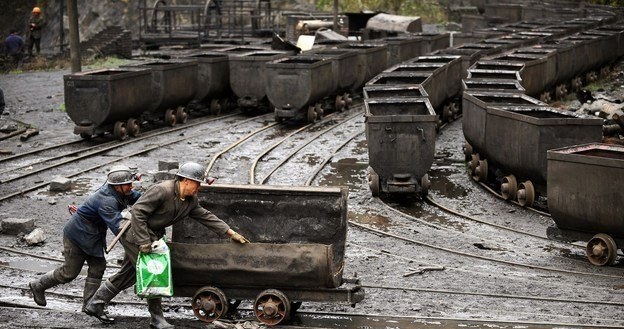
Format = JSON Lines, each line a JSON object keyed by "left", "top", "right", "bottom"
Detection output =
{"left": 547, "top": 143, "right": 624, "bottom": 266}
{"left": 365, "top": 97, "right": 437, "bottom": 197}
{"left": 266, "top": 55, "right": 336, "bottom": 123}
{"left": 64, "top": 68, "right": 153, "bottom": 140}
{"left": 170, "top": 184, "right": 364, "bottom": 325}
{"left": 120, "top": 59, "right": 198, "bottom": 126}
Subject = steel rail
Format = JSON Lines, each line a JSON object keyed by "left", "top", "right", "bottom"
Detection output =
{"left": 259, "top": 110, "right": 364, "bottom": 185}
{"left": 0, "top": 113, "right": 241, "bottom": 184}
{"left": 304, "top": 129, "right": 364, "bottom": 186}
{"left": 348, "top": 219, "right": 622, "bottom": 279}
{"left": 0, "top": 114, "right": 270, "bottom": 203}
{"left": 204, "top": 121, "right": 280, "bottom": 176}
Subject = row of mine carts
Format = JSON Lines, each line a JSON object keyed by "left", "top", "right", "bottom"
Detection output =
{"left": 63, "top": 33, "right": 450, "bottom": 140}
{"left": 363, "top": 15, "right": 624, "bottom": 267}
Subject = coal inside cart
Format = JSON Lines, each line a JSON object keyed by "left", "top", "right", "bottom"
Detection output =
{"left": 170, "top": 184, "right": 364, "bottom": 325}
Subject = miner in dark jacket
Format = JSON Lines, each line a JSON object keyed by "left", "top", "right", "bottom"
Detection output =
{"left": 27, "top": 6, "right": 46, "bottom": 56}
{"left": 84, "top": 162, "right": 249, "bottom": 329}
{"left": 29, "top": 165, "right": 141, "bottom": 309}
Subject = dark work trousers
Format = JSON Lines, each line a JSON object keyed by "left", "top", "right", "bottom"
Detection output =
{"left": 54, "top": 236, "right": 107, "bottom": 283}
{"left": 28, "top": 36, "right": 41, "bottom": 56}
{"left": 107, "top": 234, "right": 140, "bottom": 292}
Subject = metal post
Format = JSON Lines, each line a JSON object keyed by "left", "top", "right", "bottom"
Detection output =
{"left": 67, "top": 0, "right": 81, "bottom": 72}
{"left": 333, "top": 0, "right": 338, "bottom": 32}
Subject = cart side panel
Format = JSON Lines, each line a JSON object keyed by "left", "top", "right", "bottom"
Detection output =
{"left": 170, "top": 242, "right": 340, "bottom": 290}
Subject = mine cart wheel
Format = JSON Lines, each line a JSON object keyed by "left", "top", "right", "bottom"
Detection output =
{"left": 555, "top": 84, "right": 568, "bottom": 100}
{"left": 539, "top": 91, "right": 552, "bottom": 104}
{"left": 113, "top": 121, "right": 128, "bottom": 141}
{"left": 164, "top": 109, "right": 177, "bottom": 126}
{"left": 586, "top": 71, "right": 598, "bottom": 83}
{"left": 473, "top": 159, "right": 488, "bottom": 182}
{"left": 219, "top": 98, "right": 229, "bottom": 113}
{"left": 463, "top": 142, "right": 473, "bottom": 161}
{"left": 367, "top": 168, "right": 380, "bottom": 197}
{"left": 274, "top": 111, "right": 285, "bottom": 123}
{"left": 420, "top": 174, "right": 431, "bottom": 197}
{"left": 344, "top": 93, "right": 353, "bottom": 107}
{"left": 79, "top": 133, "right": 93, "bottom": 140}
{"left": 600, "top": 66, "right": 611, "bottom": 79}
{"left": 586, "top": 233, "right": 618, "bottom": 266}
{"left": 571, "top": 77, "right": 582, "bottom": 92}
{"left": 467, "top": 153, "right": 480, "bottom": 176}
{"left": 517, "top": 180, "right": 535, "bottom": 207}
{"left": 501, "top": 175, "right": 517, "bottom": 201}
{"left": 175, "top": 106, "right": 188, "bottom": 124}
{"left": 307, "top": 105, "right": 317, "bottom": 123}
{"left": 335, "top": 95, "right": 346, "bottom": 112}
{"left": 126, "top": 118, "right": 140, "bottom": 137}
{"left": 315, "top": 103, "right": 324, "bottom": 119}
{"left": 209, "top": 99, "right": 220, "bottom": 114}
{"left": 191, "top": 286, "right": 228, "bottom": 323}
{"left": 254, "top": 289, "right": 291, "bottom": 326}
{"left": 442, "top": 104, "right": 453, "bottom": 122}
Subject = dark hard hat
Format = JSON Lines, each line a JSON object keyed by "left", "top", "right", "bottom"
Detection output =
{"left": 176, "top": 162, "right": 205, "bottom": 183}
{"left": 107, "top": 165, "right": 133, "bottom": 185}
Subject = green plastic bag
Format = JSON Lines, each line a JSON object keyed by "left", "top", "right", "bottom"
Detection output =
{"left": 136, "top": 238, "right": 173, "bottom": 298}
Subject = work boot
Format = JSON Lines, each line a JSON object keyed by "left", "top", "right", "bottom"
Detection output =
{"left": 82, "top": 278, "right": 101, "bottom": 311}
{"left": 83, "top": 280, "right": 118, "bottom": 324}
{"left": 147, "top": 298, "right": 174, "bottom": 329}
{"left": 29, "top": 271, "right": 61, "bottom": 306}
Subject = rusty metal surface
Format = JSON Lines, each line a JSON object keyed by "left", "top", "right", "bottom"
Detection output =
{"left": 462, "top": 78, "right": 525, "bottom": 93}
{"left": 365, "top": 97, "right": 437, "bottom": 193}
{"left": 485, "top": 106, "right": 603, "bottom": 189}
{"left": 265, "top": 55, "right": 335, "bottom": 117}
{"left": 306, "top": 48, "right": 360, "bottom": 92}
{"left": 63, "top": 68, "right": 152, "bottom": 133}
{"left": 181, "top": 52, "right": 230, "bottom": 102}
{"left": 338, "top": 43, "right": 388, "bottom": 88}
{"left": 119, "top": 59, "right": 197, "bottom": 113}
{"left": 172, "top": 184, "right": 348, "bottom": 280}
{"left": 228, "top": 50, "right": 292, "bottom": 105}
{"left": 547, "top": 143, "right": 624, "bottom": 238}
{"left": 170, "top": 242, "right": 341, "bottom": 289}
{"left": 363, "top": 85, "right": 428, "bottom": 99}
{"left": 462, "top": 91, "right": 547, "bottom": 158}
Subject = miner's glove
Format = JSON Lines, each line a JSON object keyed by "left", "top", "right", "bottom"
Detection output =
{"left": 231, "top": 232, "right": 250, "bottom": 244}
{"left": 139, "top": 243, "right": 152, "bottom": 253}
{"left": 120, "top": 208, "right": 132, "bottom": 220}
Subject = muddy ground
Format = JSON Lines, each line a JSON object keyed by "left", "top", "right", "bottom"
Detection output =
{"left": 1, "top": 56, "right": 624, "bottom": 329}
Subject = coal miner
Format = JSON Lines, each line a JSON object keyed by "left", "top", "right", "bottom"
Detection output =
{"left": 84, "top": 162, "right": 249, "bottom": 329}
{"left": 27, "top": 6, "right": 46, "bottom": 56}
{"left": 29, "top": 165, "right": 142, "bottom": 309}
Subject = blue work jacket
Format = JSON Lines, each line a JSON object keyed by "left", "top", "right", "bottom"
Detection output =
{"left": 64, "top": 184, "right": 141, "bottom": 257}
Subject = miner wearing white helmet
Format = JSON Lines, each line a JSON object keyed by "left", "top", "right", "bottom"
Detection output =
{"left": 85, "top": 162, "right": 248, "bottom": 329}
{"left": 29, "top": 164, "right": 141, "bottom": 312}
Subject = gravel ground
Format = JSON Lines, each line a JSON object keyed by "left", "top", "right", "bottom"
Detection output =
{"left": 1, "top": 57, "right": 624, "bottom": 329}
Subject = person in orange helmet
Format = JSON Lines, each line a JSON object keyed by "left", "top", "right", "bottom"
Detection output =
{"left": 27, "top": 6, "right": 46, "bottom": 56}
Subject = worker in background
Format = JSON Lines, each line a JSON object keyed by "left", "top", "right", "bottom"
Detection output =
{"left": 84, "top": 162, "right": 249, "bottom": 329}
{"left": 27, "top": 6, "right": 46, "bottom": 56}
{"left": 4, "top": 29, "right": 24, "bottom": 68}
{"left": 29, "top": 165, "right": 142, "bottom": 311}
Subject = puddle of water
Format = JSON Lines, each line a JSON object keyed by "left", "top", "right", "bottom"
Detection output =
{"left": 349, "top": 210, "right": 392, "bottom": 229}
{"left": 0, "top": 259, "right": 60, "bottom": 273}
{"left": 393, "top": 203, "right": 467, "bottom": 231}
{"left": 319, "top": 158, "right": 368, "bottom": 192}
{"left": 429, "top": 168, "right": 468, "bottom": 198}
